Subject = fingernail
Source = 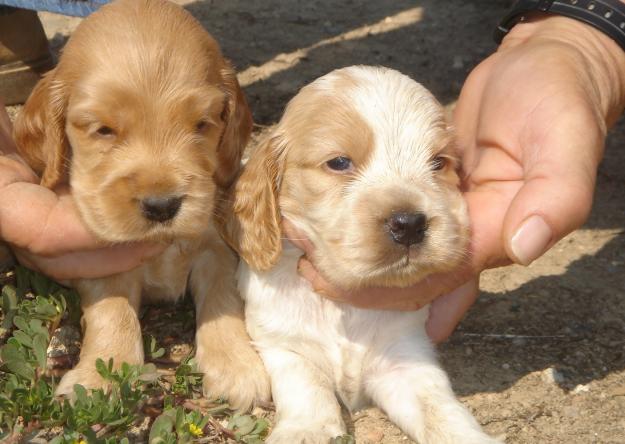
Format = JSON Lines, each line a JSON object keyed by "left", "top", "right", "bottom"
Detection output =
{"left": 510, "top": 215, "right": 552, "bottom": 265}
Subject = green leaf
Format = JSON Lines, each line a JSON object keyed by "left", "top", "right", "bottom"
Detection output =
{"left": 12, "top": 330, "right": 33, "bottom": 348}
{"left": 250, "top": 417, "right": 269, "bottom": 435}
{"left": 14, "top": 266, "right": 29, "bottom": 297}
{"left": 33, "top": 299, "right": 58, "bottom": 319}
{"left": 12, "top": 315, "right": 29, "bottom": 332}
{"left": 331, "top": 435, "right": 356, "bottom": 444}
{"left": 149, "top": 413, "right": 175, "bottom": 444}
{"left": 229, "top": 414, "right": 257, "bottom": 437}
{"left": 31, "top": 272, "right": 52, "bottom": 296}
{"left": 32, "top": 333, "right": 49, "bottom": 369}
{"left": 1, "top": 285, "right": 18, "bottom": 329}
{"left": 73, "top": 383, "right": 89, "bottom": 405}
{"left": 5, "top": 357, "right": 35, "bottom": 380}
{"left": 95, "top": 358, "right": 109, "bottom": 379}
{"left": 28, "top": 318, "right": 48, "bottom": 337}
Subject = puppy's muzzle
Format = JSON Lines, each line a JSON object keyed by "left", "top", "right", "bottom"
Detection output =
{"left": 141, "top": 195, "right": 184, "bottom": 222}
{"left": 386, "top": 211, "right": 428, "bottom": 247}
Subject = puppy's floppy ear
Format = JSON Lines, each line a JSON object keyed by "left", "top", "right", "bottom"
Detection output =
{"left": 215, "top": 63, "right": 253, "bottom": 188}
{"left": 13, "top": 69, "right": 69, "bottom": 189}
{"left": 219, "top": 134, "right": 285, "bottom": 271}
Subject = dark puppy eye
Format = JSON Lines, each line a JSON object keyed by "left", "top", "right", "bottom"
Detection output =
{"left": 326, "top": 156, "right": 353, "bottom": 172}
{"left": 431, "top": 156, "right": 447, "bottom": 171}
{"left": 195, "top": 120, "right": 210, "bottom": 133}
{"left": 96, "top": 125, "right": 115, "bottom": 137}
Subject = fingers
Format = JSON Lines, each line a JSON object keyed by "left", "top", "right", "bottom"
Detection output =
{"left": 502, "top": 109, "right": 601, "bottom": 265}
{"left": 426, "top": 278, "right": 479, "bottom": 344}
{"left": 0, "top": 182, "right": 104, "bottom": 256}
{"left": 0, "top": 155, "right": 39, "bottom": 186}
{"left": 281, "top": 218, "right": 315, "bottom": 256}
{"left": 298, "top": 256, "right": 473, "bottom": 311}
{"left": 14, "top": 242, "right": 167, "bottom": 281}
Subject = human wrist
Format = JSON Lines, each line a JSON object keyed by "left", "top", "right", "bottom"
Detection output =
{"left": 501, "top": 14, "right": 625, "bottom": 127}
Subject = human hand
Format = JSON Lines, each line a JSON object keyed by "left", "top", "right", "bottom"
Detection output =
{"left": 0, "top": 103, "right": 166, "bottom": 280}
{"left": 284, "top": 15, "right": 625, "bottom": 342}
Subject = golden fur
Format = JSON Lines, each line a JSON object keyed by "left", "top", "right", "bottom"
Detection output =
{"left": 13, "top": 0, "right": 268, "bottom": 409}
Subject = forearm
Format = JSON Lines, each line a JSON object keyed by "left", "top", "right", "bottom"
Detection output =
{"left": 500, "top": 12, "right": 625, "bottom": 127}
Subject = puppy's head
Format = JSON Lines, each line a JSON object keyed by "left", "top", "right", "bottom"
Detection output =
{"left": 14, "top": 0, "right": 251, "bottom": 242}
{"left": 224, "top": 66, "right": 467, "bottom": 289}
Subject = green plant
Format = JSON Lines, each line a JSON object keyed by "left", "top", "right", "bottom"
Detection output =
{"left": 1, "top": 265, "right": 274, "bottom": 443}
{"left": 170, "top": 355, "right": 203, "bottom": 397}
{"left": 228, "top": 413, "right": 269, "bottom": 444}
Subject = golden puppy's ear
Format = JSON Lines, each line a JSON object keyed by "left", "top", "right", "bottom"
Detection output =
{"left": 215, "top": 64, "right": 253, "bottom": 188}
{"left": 220, "top": 135, "right": 285, "bottom": 271}
{"left": 13, "top": 70, "right": 69, "bottom": 189}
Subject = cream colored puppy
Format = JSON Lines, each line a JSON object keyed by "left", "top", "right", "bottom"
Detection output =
{"left": 14, "top": 0, "right": 269, "bottom": 410}
{"left": 223, "top": 66, "right": 500, "bottom": 443}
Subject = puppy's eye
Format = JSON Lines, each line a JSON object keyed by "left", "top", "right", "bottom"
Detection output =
{"left": 431, "top": 156, "right": 447, "bottom": 171}
{"left": 195, "top": 120, "right": 210, "bottom": 133}
{"left": 326, "top": 156, "right": 353, "bottom": 172}
{"left": 95, "top": 125, "right": 115, "bottom": 137}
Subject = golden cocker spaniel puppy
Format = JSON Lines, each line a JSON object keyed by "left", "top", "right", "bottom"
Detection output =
{"left": 222, "top": 66, "right": 500, "bottom": 443}
{"left": 13, "top": 0, "right": 269, "bottom": 410}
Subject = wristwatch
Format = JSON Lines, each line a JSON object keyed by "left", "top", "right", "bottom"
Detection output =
{"left": 494, "top": 0, "right": 625, "bottom": 52}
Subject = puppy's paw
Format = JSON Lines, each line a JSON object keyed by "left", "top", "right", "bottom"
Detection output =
{"left": 266, "top": 424, "right": 345, "bottom": 444}
{"left": 196, "top": 339, "right": 270, "bottom": 411}
{"left": 425, "top": 423, "right": 502, "bottom": 444}
{"left": 55, "top": 365, "right": 107, "bottom": 397}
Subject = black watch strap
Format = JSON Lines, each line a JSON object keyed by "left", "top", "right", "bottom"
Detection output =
{"left": 494, "top": 0, "right": 625, "bottom": 52}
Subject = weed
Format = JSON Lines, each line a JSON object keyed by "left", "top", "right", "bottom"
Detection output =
{"left": 0, "top": 266, "right": 274, "bottom": 443}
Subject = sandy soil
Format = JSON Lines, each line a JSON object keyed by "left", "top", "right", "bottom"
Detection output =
{"left": 17, "top": 1, "right": 625, "bottom": 442}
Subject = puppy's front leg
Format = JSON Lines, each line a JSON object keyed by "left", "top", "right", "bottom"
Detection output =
{"left": 191, "top": 238, "right": 270, "bottom": 411}
{"left": 263, "top": 348, "right": 345, "bottom": 444}
{"left": 56, "top": 273, "right": 144, "bottom": 395}
{"left": 366, "top": 335, "right": 500, "bottom": 444}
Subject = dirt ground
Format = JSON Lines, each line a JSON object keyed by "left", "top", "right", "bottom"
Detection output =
{"left": 14, "top": 0, "right": 625, "bottom": 442}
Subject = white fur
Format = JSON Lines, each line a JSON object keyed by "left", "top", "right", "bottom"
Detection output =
{"left": 239, "top": 66, "right": 499, "bottom": 444}
{"left": 239, "top": 245, "right": 498, "bottom": 444}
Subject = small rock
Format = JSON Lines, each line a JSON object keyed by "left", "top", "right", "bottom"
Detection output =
{"left": 126, "top": 415, "right": 151, "bottom": 442}
{"left": 452, "top": 56, "right": 464, "bottom": 69}
{"left": 47, "top": 325, "right": 81, "bottom": 358}
{"left": 572, "top": 384, "right": 590, "bottom": 394}
{"left": 361, "top": 428, "right": 384, "bottom": 443}
{"left": 541, "top": 367, "right": 565, "bottom": 385}
{"left": 502, "top": 363, "right": 510, "bottom": 370}
{"left": 562, "top": 406, "right": 580, "bottom": 418}
{"left": 512, "top": 337, "right": 527, "bottom": 346}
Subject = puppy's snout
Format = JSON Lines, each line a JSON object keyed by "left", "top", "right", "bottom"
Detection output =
{"left": 141, "top": 195, "right": 184, "bottom": 222}
{"left": 387, "top": 212, "right": 427, "bottom": 247}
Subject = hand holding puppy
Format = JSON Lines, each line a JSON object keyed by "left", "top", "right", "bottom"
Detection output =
{"left": 0, "top": 100, "right": 166, "bottom": 280}
{"left": 287, "top": 15, "right": 625, "bottom": 342}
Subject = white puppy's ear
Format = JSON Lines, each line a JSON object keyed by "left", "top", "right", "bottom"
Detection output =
{"left": 219, "top": 134, "right": 286, "bottom": 271}
{"left": 13, "top": 68, "right": 69, "bottom": 189}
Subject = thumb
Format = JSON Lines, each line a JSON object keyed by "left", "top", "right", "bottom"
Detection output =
{"left": 503, "top": 121, "right": 600, "bottom": 265}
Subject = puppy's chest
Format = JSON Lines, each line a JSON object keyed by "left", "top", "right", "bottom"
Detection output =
{"left": 141, "top": 239, "right": 202, "bottom": 301}
{"left": 239, "top": 250, "right": 427, "bottom": 409}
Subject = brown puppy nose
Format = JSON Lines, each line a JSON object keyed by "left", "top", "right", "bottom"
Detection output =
{"left": 141, "top": 195, "right": 183, "bottom": 222}
{"left": 387, "top": 212, "right": 427, "bottom": 246}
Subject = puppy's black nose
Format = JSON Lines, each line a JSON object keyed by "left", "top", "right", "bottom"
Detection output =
{"left": 141, "top": 195, "right": 183, "bottom": 222}
{"left": 387, "top": 212, "right": 428, "bottom": 247}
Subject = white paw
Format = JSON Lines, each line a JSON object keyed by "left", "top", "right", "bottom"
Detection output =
{"left": 266, "top": 423, "right": 345, "bottom": 444}
{"left": 423, "top": 422, "right": 503, "bottom": 444}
